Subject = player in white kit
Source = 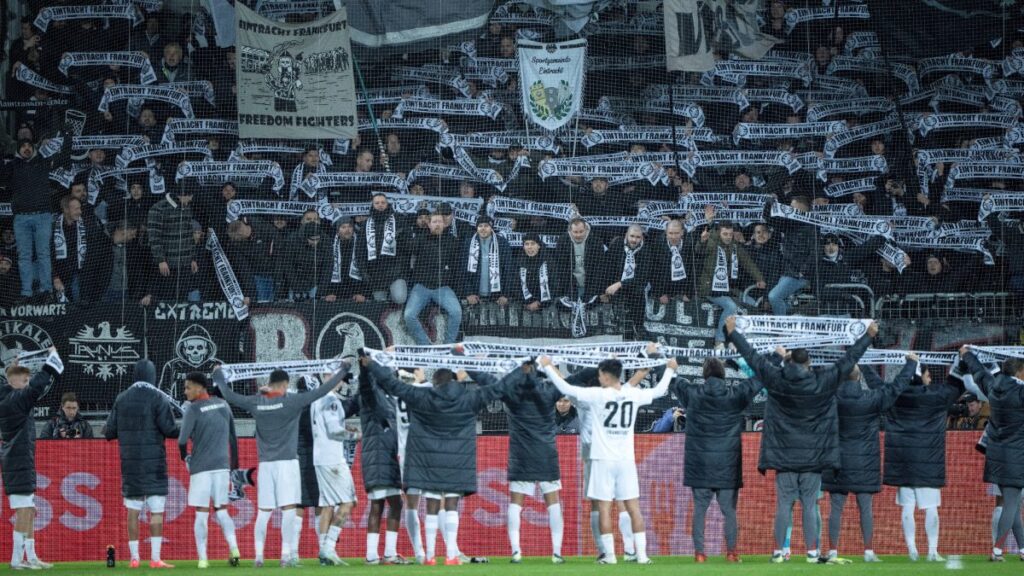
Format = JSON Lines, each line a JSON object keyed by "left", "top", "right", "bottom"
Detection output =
{"left": 540, "top": 355, "right": 677, "bottom": 564}
{"left": 309, "top": 380, "right": 358, "bottom": 566}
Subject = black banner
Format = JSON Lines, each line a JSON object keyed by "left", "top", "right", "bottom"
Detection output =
{"left": 867, "top": 1, "right": 1017, "bottom": 59}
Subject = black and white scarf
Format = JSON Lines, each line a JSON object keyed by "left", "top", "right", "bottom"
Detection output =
{"left": 14, "top": 65, "right": 72, "bottom": 94}
{"left": 621, "top": 240, "right": 643, "bottom": 282}
{"left": 59, "top": 52, "right": 156, "bottom": 85}
{"left": 34, "top": 4, "right": 143, "bottom": 32}
{"left": 520, "top": 261, "right": 550, "bottom": 303}
{"left": 53, "top": 215, "right": 86, "bottom": 269}
{"left": 99, "top": 85, "right": 195, "bottom": 119}
{"left": 468, "top": 234, "right": 501, "bottom": 293}
{"left": 668, "top": 242, "right": 687, "bottom": 282}
{"left": 332, "top": 234, "right": 362, "bottom": 283}
{"left": 206, "top": 228, "right": 249, "bottom": 321}
{"left": 712, "top": 245, "right": 738, "bottom": 293}
{"left": 365, "top": 214, "right": 396, "bottom": 261}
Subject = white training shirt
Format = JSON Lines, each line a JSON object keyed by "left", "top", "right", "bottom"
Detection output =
{"left": 310, "top": 392, "right": 349, "bottom": 467}
{"left": 544, "top": 365, "right": 672, "bottom": 462}
{"left": 393, "top": 381, "right": 432, "bottom": 471}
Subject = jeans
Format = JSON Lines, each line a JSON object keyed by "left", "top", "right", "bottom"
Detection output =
{"left": 372, "top": 278, "right": 408, "bottom": 305}
{"left": 254, "top": 275, "right": 275, "bottom": 303}
{"left": 404, "top": 284, "right": 461, "bottom": 345}
{"left": 707, "top": 295, "right": 739, "bottom": 343}
{"left": 103, "top": 289, "right": 125, "bottom": 303}
{"left": 13, "top": 213, "right": 53, "bottom": 296}
{"left": 769, "top": 276, "right": 809, "bottom": 316}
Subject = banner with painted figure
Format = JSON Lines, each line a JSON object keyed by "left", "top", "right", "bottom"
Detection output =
{"left": 518, "top": 39, "right": 587, "bottom": 131}
{"left": 235, "top": 3, "right": 356, "bottom": 139}
{"left": 664, "top": 0, "right": 779, "bottom": 72}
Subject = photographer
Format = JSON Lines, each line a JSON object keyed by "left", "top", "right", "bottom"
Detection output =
{"left": 947, "top": 393, "right": 988, "bottom": 431}
{"left": 40, "top": 392, "right": 93, "bottom": 439}
{"left": 649, "top": 406, "right": 685, "bottom": 433}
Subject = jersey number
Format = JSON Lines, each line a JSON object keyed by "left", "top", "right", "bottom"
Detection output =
{"left": 603, "top": 401, "right": 635, "bottom": 429}
{"left": 397, "top": 399, "right": 409, "bottom": 425}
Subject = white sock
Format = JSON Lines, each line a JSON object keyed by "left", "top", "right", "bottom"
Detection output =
{"left": 425, "top": 515, "right": 439, "bottom": 559}
{"left": 194, "top": 511, "right": 210, "bottom": 561}
{"left": 507, "top": 503, "right": 522, "bottom": 554}
{"left": 405, "top": 509, "right": 423, "bottom": 559}
{"left": 548, "top": 503, "right": 564, "bottom": 557}
{"left": 634, "top": 532, "right": 648, "bottom": 562}
{"left": 151, "top": 537, "right": 162, "bottom": 562}
{"left": 366, "top": 532, "right": 380, "bottom": 561}
{"left": 326, "top": 525, "right": 341, "bottom": 552}
{"left": 216, "top": 509, "right": 239, "bottom": 553}
{"left": 280, "top": 509, "right": 295, "bottom": 559}
{"left": 993, "top": 506, "right": 1003, "bottom": 545}
{"left": 128, "top": 540, "right": 140, "bottom": 562}
{"left": 925, "top": 507, "right": 939, "bottom": 555}
{"left": 443, "top": 512, "right": 459, "bottom": 559}
{"left": 293, "top": 512, "right": 302, "bottom": 558}
{"left": 12, "top": 532, "right": 25, "bottom": 565}
{"left": 384, "top": 530, "right": 399, "bottom": 558}
{"left": 24, "top": 538, "right": 37, "bottom": 562}
{"left": 619, "top": 511, "right": 635, "bottom": 554}
{"left": 255, "top": 510, "right": 271, "bottom": 560}
{"left": 591, "top": 511, "right": 603, "bottom": 554}
{"left": 901, "top": 504, "right": 917, "bottom": 555}
{"left": 600, "top": 533, "right": 615, "bottom": 558}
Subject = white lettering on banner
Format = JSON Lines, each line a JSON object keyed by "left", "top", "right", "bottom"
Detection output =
{"left": 733, "top": 121, "right": 845, "bottom": 146}
{"left": 915, "top": 113, "right": 1019, "bottom": 137}
{"left": 978, "top": 194, "right": 1024, "bottom": 221}
{"left": 59, "top": 473, "right": 102, "bottom": 531}
{"left": 784, "top": 4, "right": 870, "bottom": 35}
{"left": 581, "top": 127, "right": 699, "bottom": 150}
{"left": 680, "top": 151, "right": 801, "bottom": 177}
{"left": 824, "top": 177, "right": 877, "bottom": 198}
{"left": 919, "top": 54, "right": 997, "bottom": 82}
{"left": 152, "top": 302, "right": 235, "bottom": 321}
{"left": 250, "top": 313, "right": 308, "bottom": 379}
{"left": 436, "top": 131, "right": 559, "bottom": 153}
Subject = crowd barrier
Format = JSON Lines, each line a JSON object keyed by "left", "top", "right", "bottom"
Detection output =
{"left": 16, "top": 433, "right": 1009, "bottom": 562}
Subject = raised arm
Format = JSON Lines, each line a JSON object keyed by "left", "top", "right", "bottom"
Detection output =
{"left": 961, "top": 348, "right": 996, "bottom": 397}
{"left": 212, "top": 369, "right": 258, "bottom": 413}
{"left": 877, "top": 355, "right": 917, "bottom": 412}
{"left": 293, "top": 366, "right": 351, "bottom": 409}
{"left": 364, "top": 358, "right": 434, "bottom": 411}
{"left": 539, "top": 357, "right": 590, "bottom": 400}
{"left": 831, "top": 324, "right": 877, "bottom": 383}
{"left": 323, "top": 395, "right": 349, "bottom": 440}
{"left": 724, "top": 318, "right": 777, "bottom": 382}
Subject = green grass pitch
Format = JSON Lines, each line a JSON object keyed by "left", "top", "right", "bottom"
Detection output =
{"left": 38, "top": 555, "right": 1023, "bottom": 575}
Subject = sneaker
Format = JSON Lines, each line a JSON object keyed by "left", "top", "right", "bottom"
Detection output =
{"left": 414, "top": 555, "right": 427, "bottom": 565}
{"left": 229, "top": 552, "right": 241, "bottom": 567}
{"left": 908, "top": 551, "right": 919, "bottom": 562}
{"left": 197, "top": 560, "right": 210, "bottom": 569}
{"left": 826, "top": 556, "right": 853, "bottom": 565}
{"left": 806, "top": 552, "right": 820, "bottom": 564}
{"left": 10, "top": 563, "right": 39, "bottom": 571}
{"left": 770, "top": 552, "right": 785, "bottom": 564}
{"left": 991, "top": 552, "right": 1005, "bottom": 562}
{"left": 423, "top": 558, "right": 437, "bottom": 566}
{"left": 1019, "top": 552, "right": 1024, "bottom": 561}
{"left": 636, "top": 558, "right": 653, "bottom": 565}
{"left": 149, "top": 561, "right": 175, "bottom": 569}
{"left": 253, "top": 559, "right": 264, "bottom": 568}
{"left": 279, "top": 557, "right": 301, "bottom": 568}
{"left": 694, "top": 553, "right": 707, "bottom": 564}
{"left": 510, "top": 552, "right": 522, "bottom": 564}
{"left": 863, "top": 551, "right": 881, "bottom": 563}
{"left": 322, "top": 553, "right": 347, "bottom": 567}
{"left": 444, "top": 557, "right": 462, "bottom": 566}
{"left": 596, "top": 553, "right": 617, "bottom": 565}
{"left": 623, "top": 552, "right": 637, "bottom": 563}
{"left": 784, "top": 551, "right": 791, "bottom": 562}
{"left": 383, "top": 555, "right": 411, "bottom": 565}
{"left": 129, "top": 560, "right": 140, "bottom": 569}
{"left": 927, "top": 553, "right": 945, "bottom": 562}
{"left": 27, "top": 559, "right": 53, "bottom": 570}
{"left": 552, "top": 554, "right": 565, "bottom": 564}
{"left": 727, "top": 552, "right": 742, "bottom": 563}
{"left": 364, "top": 557, "right": 381, "bottom": 565}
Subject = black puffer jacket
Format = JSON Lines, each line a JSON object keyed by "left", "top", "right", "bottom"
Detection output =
{"left": 883, "top": 377, "right": 960, "bottom": 488}
{"left": 730, "top": 330, "right": 871, "bottom": 473}
{"left": 357, "top": 369, "right": 402, "bottom": 491}
{"left": 964, "top": 353, "right": 1024, "bottom": 488}
{"left": 369, "top": 361, "right": 520, "bottom": 494}
{"left": 488, "top": 371, "right": 562, "bottom": 483}
{"left": 0, "top": 368, "right": 58, "bottom": 495}
{"left": 675, "top": 376, "right": 761, "bottom": 489}
{"left": 104, "top": 360, "right": 179, "bottom": 498}
{"left": 1, "top": 139, "right": 71, "bottom": 214}
{"left": 766, "top": 201, "right": 818, "bottom": 279}
{"left": 822, "top": 362, "right": 914, "bottom": 494}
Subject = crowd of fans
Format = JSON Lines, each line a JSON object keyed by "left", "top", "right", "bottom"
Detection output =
{"left": 2, "top": 1, "right": 1024, "bottom": 344}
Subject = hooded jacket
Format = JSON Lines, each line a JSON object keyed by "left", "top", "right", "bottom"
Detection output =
{"left": 963, "top": 353, "right": 1024, "bottom": 488}
{"left": 104, "top": 360, "right": 180, "bottom": 498}
{"left": 485, "top": 370, "right": 562, "bottom": 482}
{"left": 822, "top": 362, "right": 914, "bottom": 494}
{"left": 883, "top": 375, "right": 960, "bottom": 488}
{"left": 368, "top": 361, "right": 520, "bottom": 494}
{"left": 674, "top": 376, "right": 762, "bottom": 489}
{"left": 0, "top": 365, "right": 59, "bottom": 495}
{"left": 356, "top": 369, "right": 402, "bottom": 491}
{"left": 729, "top": 330, "right": 871, "bottom": 473}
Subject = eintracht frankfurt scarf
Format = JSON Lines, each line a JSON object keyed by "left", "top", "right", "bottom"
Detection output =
{"left": 365, "top": 213, "right": 396, "bottom": 261}
{"left": 468, "top": 234, "right": 501, "bottom": 293}
{"left": 621, "top": 240, "right": 642, "bottom": 282}
{"left": 712, "top": 245, "right": 738, "bottom": 293}
{"left": 332, "top": 234, "right": 362, "bottom": 283}
{"left": 669, "top": 242, "right": 686, "bottom": 281}
{"left": 53, "top": 215, "right": 86, "bottom": 269}
{"left": 520, "top": 261, "right": 550, "bottom": 303}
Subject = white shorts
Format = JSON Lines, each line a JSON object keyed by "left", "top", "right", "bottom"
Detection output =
{"left": 188, "top": 470, "right": 230, "bottom": 508}
{"left": 509, "top": 480, "right": 562, "bottom": 496}
{"left": 587, "top": 459, "right": 640, "bottom": 502}
{"left": 316, "top": 465, "right": 357, "bottom": 507}
{"left": 367, "top": 487, "right": 401, "bottom": 501}
{"left": 124, "top": 495, "right": 167, "bottom": 513}
{"left": 419, "top": 491, "right": 462, "bottom": 500}
{"left": 8, "top": 494, "right": 34, "bottom": 509}
{"left": 258, "top": 460, "right": 301, "bottom": 509}
{"left": 897, "top": 487, "right": 941, "bottom": 510}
